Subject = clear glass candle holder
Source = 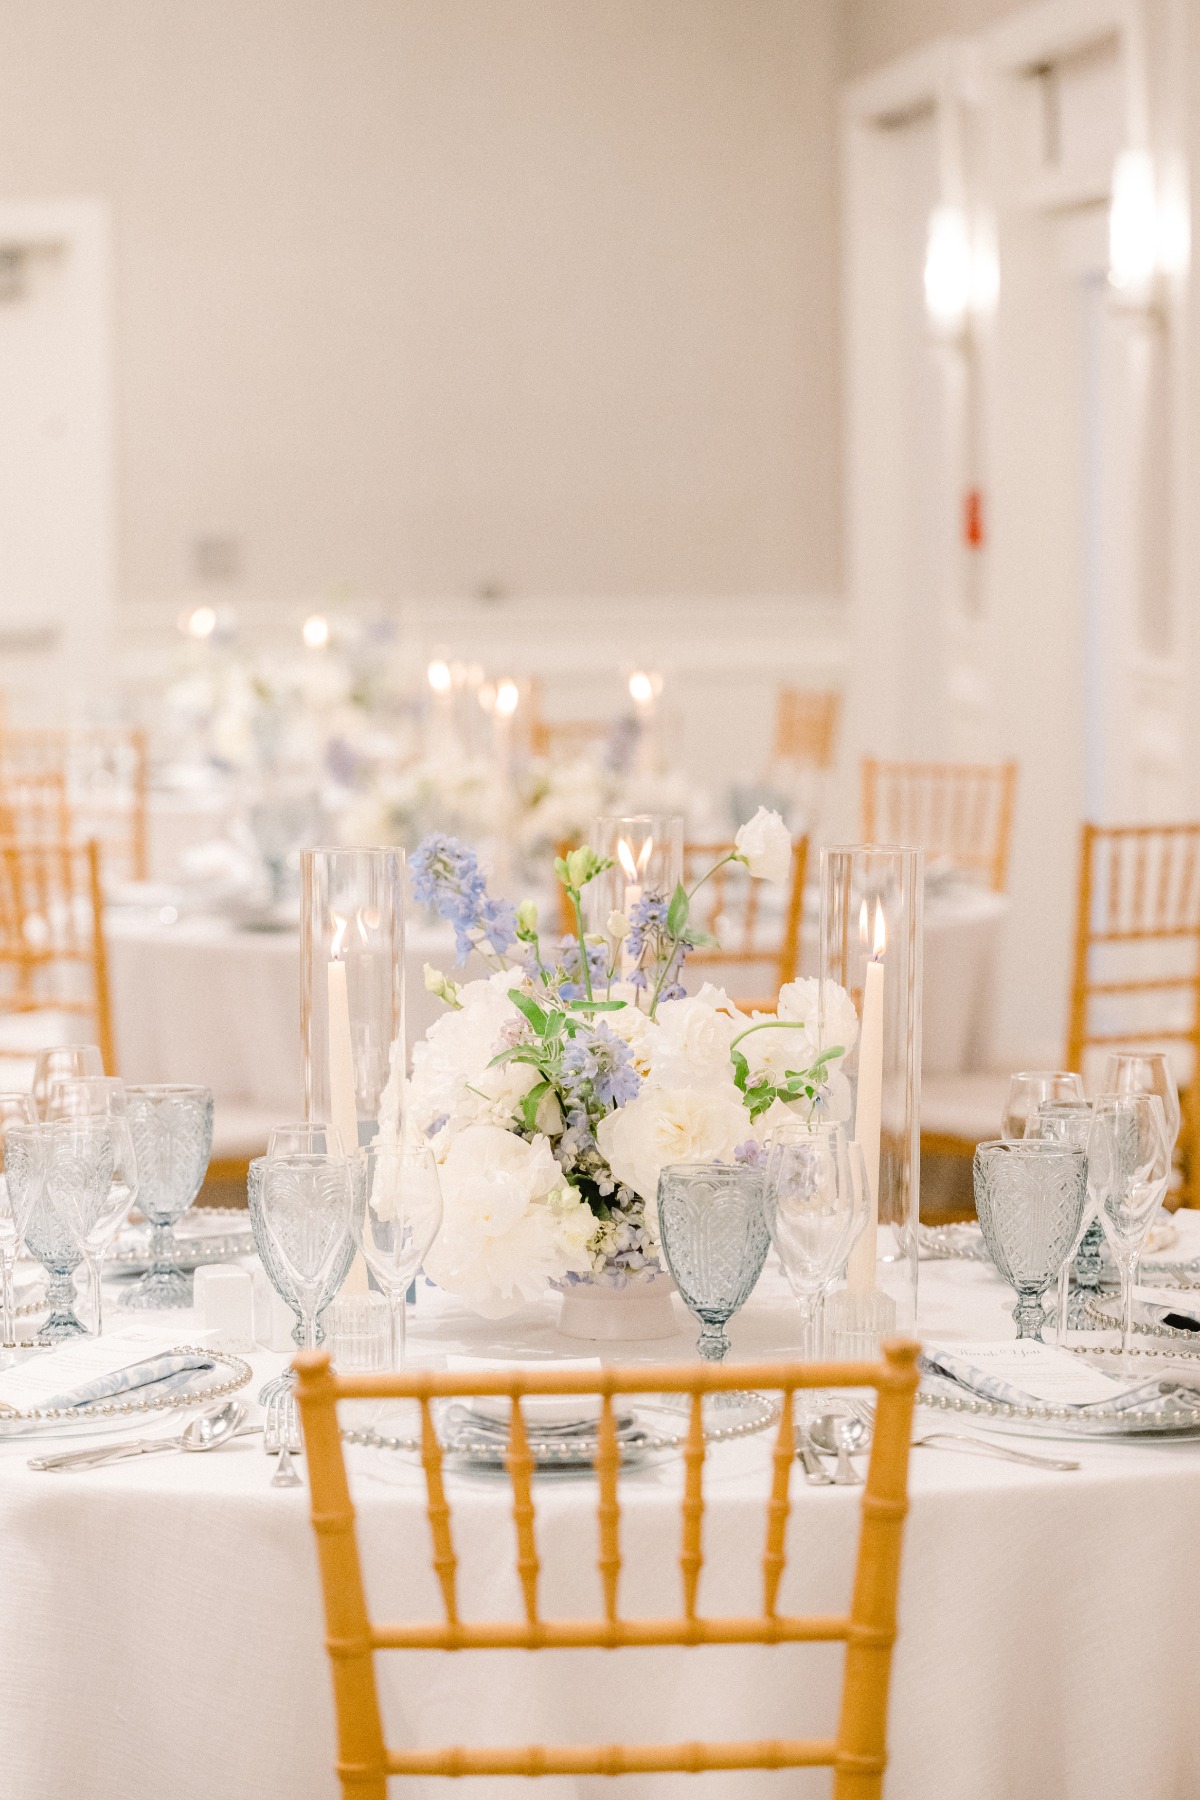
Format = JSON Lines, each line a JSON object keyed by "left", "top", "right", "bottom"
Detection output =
{"left": 300, "top": 848, "right": 406, "bottom": 1152}
{"left": 820, "top": 846, "right": 922, "bottom": 1357}
{"left": 585, "top": 815, "right": 684, "bottom": 938}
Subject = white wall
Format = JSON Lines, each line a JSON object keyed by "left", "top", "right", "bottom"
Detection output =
{"left": 0, "top": 0, "right": 844, "bottom": 614}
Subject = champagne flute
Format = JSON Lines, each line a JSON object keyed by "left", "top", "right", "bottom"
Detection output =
{"left": 31, "top": 1045, "right": 104, "bottom": 1119}
{"left": 258, "top": 1153, "right": 355, "bottom": 1351}
{"left": 1087, "top": 1093, "right": 1171, "bottom": 1358}
{"left": 762, "top": 1123, "right": 867, "bottom": 1358}
{"left": 45, "top": 1076, "right": 140, "bottom": 1336}
{"left": 1025, "top": 1099, "right": 1095, "bottom": 1345}
{"left": 1002, "top": 1071, "right": 1087, "bottom": 1141}
{"left": 0, "top": 1096, "right": 40, "bottom": 1352}
{"left": 354, "top": 1144, "right": 443, "bottom": 1367}
{"left": 1103, "top": 1052, "right": 1181, "bottom": 1158}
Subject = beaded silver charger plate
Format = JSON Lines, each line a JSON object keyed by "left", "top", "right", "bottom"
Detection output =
{"left": 919, "top": 1351, "right": 1200, "bottom": 1441}
{"left": 0, "top": 1346, "right": 252, "bottom": 1442}
{"left": 1082, "top": 1293, "right": 1200, "bottom": 1344}
{"left": 109, "top": 1207, "right": 255, "bottom": 1276}
{"left": 343, "top": 1390, "right": 780, "bottom": 1476}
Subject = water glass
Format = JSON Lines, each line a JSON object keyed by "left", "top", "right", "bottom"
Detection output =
{"left": 121, "top": 1085, "right": 214, "bottom": 1309}
{"left": 258, "top": 1153, "right": 355, "bottom": 1350}
{"left": 1103, "top": 1052, "right": 1181, "bottom": 1154}
{"left": 355, "top": 1143, "right": 443, "bottom": 1367}
{"left": 1087, "top": 1093, "right": 1171, "bottom": 1358}
{"left": 248, "top": 1156, "right": 359, "bottom": 1346}
{"left": 1025, "top": 1099, "right": 1099, "bottom": 1342}
{"left": 0, "top": 1095, "right": 38, "bottom": 1348}
{"left": 1001, "top": 1071, "right": 1087, "bottom": 1141}
{"left": 22, "top": 1119, "right": 114, "bottom": 1342}
{"left": 761, "top": 1125, "right": 867, "bottom": 1356}
{"left": 45, "top": 1076, "right": 140, "bottom": 1335}
{"left": 656, "top": 1163, "right": 769, "bottom": 1362}
{"left": 973, "top": 1139, "right": 1088, "bottom": 1340}
{"left": 31, "top": 1045, "right": 104, "bottom": 1119}
{"left": 268, "top": 1122, "right": 346, "bottom": 1160}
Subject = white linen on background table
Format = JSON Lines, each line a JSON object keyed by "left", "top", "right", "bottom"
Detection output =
{"left": 2, "top": 1220, "right": 1200, "bottom": 1800}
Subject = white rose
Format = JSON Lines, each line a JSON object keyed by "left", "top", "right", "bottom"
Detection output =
{"left": 734, "top": 806, "right": 792, "bottom": 885}
{"left": 743, "top": 978, "right": 859, "bottom": 1086}
{"left": 650, "top": 986, "right": 745, "bottom": 1092}
{"left": 597, "top": 1085, "right": 750, "bottom": 1237}
{"left": 407, "top": 970, "right": 527, "bottom": 1136}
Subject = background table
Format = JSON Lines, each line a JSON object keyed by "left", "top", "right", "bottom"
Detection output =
{"left": 1, "top": 1226, "right": 1198, "bottom": 1800}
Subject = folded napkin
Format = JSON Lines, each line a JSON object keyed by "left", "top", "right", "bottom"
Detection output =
{"left": 920, "top": 1342, "right": 1200, "bottom": 1418}
{"left": 38, "top": 1351, "right": 219, "bottom": 1414}
{"left": 446, "top": 1357, "right": 603, "bottom": 1429}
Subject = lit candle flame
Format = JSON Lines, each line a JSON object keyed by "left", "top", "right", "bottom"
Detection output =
{"left": 617, "top": 838, "right": 638, "bottom": 882}
{"left": 330, "top": 911, "right": 348, "bottom": 959}
{"left": 638, "top": 836, "right": 654, "bottom": 874}
{"left": 873, "top": 901, "right": 887, "bottom": 960}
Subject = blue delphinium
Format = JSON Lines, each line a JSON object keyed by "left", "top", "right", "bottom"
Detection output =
{"left": 624, "top": 893, "right": 688, "bottom": 999}
{"left": 410, "top": 834, "right": 517, "bottom": 963}
{"left": 561, "top": 1022, "right": 641, "bottom": 1112}
{"left": 556, "top": 935, "right": 608, "bottom": 1002}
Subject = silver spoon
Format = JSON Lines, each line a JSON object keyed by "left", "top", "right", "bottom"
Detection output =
{"left": 809, "top": 1413, "right": 865, "bottom": 1485}
{"left": 795, "top": 1417, "right": 834, "bottom": 1485}
{"left": 28, "top": 1400, "right": 253, "bottom": 1472}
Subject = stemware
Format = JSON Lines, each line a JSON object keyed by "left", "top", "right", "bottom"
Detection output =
{"left": 248, "top": 1155, "right": 358, "bottom": 1346}
{"left": 1024, "top": 1099, "right": 1098, "bottom": 1343}
{"left": 1103, "top": 1052, "right": 1181, "bottom": 1154}
{"left": 44, "top": 1077, "right": 140, "bottom": 1335}
{"left": 354, "top": 1143, "right": 443, "bottom": 1368}
{"left": 1001, "top": 1071, "right": 1087, "bottom": 1141}
{"left": 31, "top": 1045, "right": 104, "bottom": 1119}
{"left": 0, "top": 1101, "right": 41, "bottom": 1350}
{"left": 973, "top": 1139, "right": 1088, "bottom": 1341}
{"left": 267, "top": 1122, "right": 345, "bottom": 1160}
{"left": 20, "top": 1119, "right": 115, "bottom": 1342}
{"left": 656, "top": 1162, "right": 770, "bottom": 1362}
{"left": 761, "top": 1125, "right": 867, "bottom": 1358}
{"left": 122, "top": 1085, "right": 214, "bottom": 1309}
{"left": 1087, "top": 1093, "right": 1171, "bottom": 1358}
{"left": 258, "top": 1153, "right": 355, "bottom": 1351}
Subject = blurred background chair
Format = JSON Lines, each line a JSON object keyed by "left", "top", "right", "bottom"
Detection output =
{"left": 771, "top": 687, "right": 841, "bottom": 771}
{"left": 861, "top": 757, "right": 1018, "bottom": 894}
{"left": 683, "top": 838, "right": 808, "bottom": 1014}
{"left": 0, "top": 837, "right": 115, "bottom": 1081}
{"left": 0, "top": 725, "right": 149, "bottom": 884}
{"left": 0, "top": 769, "right": 72, "bottom": 844}
{"left": 296, "top": 1342, "right": 918, "bottom": 1799}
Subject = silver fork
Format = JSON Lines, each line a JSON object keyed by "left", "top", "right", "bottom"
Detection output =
{"left": 265, "top": 1388, "right": 304, "bottom": 1489}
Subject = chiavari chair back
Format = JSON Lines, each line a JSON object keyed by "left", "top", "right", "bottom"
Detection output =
{"left": 0, "top": 769, "right": 72, "bottom": 844}
{"left": 683, "top": 838, "right": 808, "bottom": 1013}
{"left": 0, "top": 725, "right": 149, "bottom": 883}
{"left": 772, "top": 688, "right": 842, "bottom": 770}
{"left": 1067, "top": 821, "right": 1200, "bottom": 1204}
{"left": 525, "top": 678, "right": 613, "bottom": 762}
{"left": 296, "top": 1340, "right": 919, "bottom": 1798}
{"left": 860, "top": 758, "right": 1018, "bottom": 894}
{"left": 0, "top": 838, "right": 115, "bottom": 1076}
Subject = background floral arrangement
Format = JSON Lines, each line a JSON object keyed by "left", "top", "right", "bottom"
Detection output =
{"left": 404, "top": 809, "right": 859, "bottom": 1316}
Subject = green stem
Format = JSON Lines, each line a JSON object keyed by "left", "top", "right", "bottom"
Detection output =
{"left": 570, "top": 891, "right": 595, "bottom": 1004}
{"left": 728, "top": 1019, "right": 810, "bottom": 1052}
{"left": 687, "top": 850, "right": 737, "bottom": 901}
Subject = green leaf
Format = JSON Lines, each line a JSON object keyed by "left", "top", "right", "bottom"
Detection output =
{"left": 667, "top": 881, "right": 689, "bottom": 936}
{"left": 730, "top": 1048, "right": 750, "bottom": 1093}
{"left": 520, "top": 1081, "right": 550, "bottom": 1132}
{"left": 562, "top": 998, "right": 627, "bottom": 1012}
{"left": 683, "top": 928, "right": 720, "bottom": 949}
{"left": 509, "top": 991, "right": 549, "bottom": 1035}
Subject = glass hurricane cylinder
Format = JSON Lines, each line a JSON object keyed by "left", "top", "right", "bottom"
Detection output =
{"left": 585, "top": 814, "right": 684, "bottom": 938}
{"left": 300, "top": 849, "right": 406, "bottom": 1153}
{"left": 820, "top": 846, "right": 922, "bottom": 1356}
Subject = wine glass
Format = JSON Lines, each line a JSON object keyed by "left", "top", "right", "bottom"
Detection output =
{"left": 1103, "top": 1052, "right": 1181, "bottom": 1156}
{"left": 0, "top": 1099, "right": 41, "bottom": 1352}
{"left": 22, "top": 1118, "right": 114, "bottom": 1341}
{"left": 355, "top": 1143, "right": 443, "bottom": 1367}
{"left": 1088, "top": 1093, "right": 1171, "bottom": 1359}
{"left": 258, "top": 1153, "right": 355, "bottom": 1351}
{"left": 1001, "top": 1071, "right": 1087, "bottom": 1141}
{"left": 31, "top": 1045, "right": 104, "bottom": 1119}
{"left": 45, "top": 1076, "right": 140, "bottom": 1335}
{"left": 122, "top": 1085, "right": 214, "bottom": 1309}
{"left": 1024, "top": 1099, "right": 1097, "bottom": 1344}
{"left": 762, "top": 1124, "right": 867, "bottom": 1358}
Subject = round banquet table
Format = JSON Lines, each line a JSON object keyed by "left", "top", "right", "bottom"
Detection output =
{"left": 1, "top": 1225, "right": 1199, "bottom": 1800}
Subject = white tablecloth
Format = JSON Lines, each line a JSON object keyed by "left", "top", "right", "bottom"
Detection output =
{"left": 1, "top": 1223, "right": 1199, "bottom": 1800}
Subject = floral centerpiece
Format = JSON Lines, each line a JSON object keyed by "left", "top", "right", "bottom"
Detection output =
{"left": 404, "top": 808, "right": 859, "bottom": 1333}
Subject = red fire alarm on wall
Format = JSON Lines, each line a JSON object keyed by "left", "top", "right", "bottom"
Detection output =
{"left": 963, "top": 487, "right": 985, "bottom": 548}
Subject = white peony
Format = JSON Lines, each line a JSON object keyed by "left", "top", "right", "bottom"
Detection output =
{"left": 649, "top": 985, "right": 746, "bottom": 1092}
{"left": 424, "top": 1126, "right": 595, "bottom": 1317}
{"left": 407, "top": 968, "right": 528, "bottom": 1138}
{"left": 734, "top": 807, "right": 792, "bottom": 885}
{"left": 597, "top": 1084, "right": 750, "bottom": 1238}
{"left": 602, "top": 986, "right": 656, "bottom": 1076}
{"left": 742, "top": 978, "right": 859, "bottom": 1086}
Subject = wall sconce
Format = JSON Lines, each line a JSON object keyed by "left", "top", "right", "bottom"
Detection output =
{"left": 1109, "top": 149, "right": 1190, "bottom": 311}
{"left": 302, "top": 613, "right": 330, "bottom": 649}
{"left": 923, "top": 205, "right": 998, "bottom": 340}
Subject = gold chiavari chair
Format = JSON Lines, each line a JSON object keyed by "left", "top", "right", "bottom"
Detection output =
{"left": 525, "top": 678, "right": 613, "bottom": 762}
{"left": 1067, "top": 821, "right": 1200, "bottom": 1205}
{"left": 772, "top": 688, "right": 842, "bottom": 770}
{"left": 0, "top": 768, "right": 72, "bottom": 843}
{"left": 861, "top": 758, "right": 1018, "bottom": 894}
{"left": 684, "top": 838, "right": 808, "bottom": 1013}
{"left": 0, "top": 838, "right": 115, "bottom": 1077}
{"left": 0, "top": 725, "right": 149, "bottom": 883}
{"left": 296, "top": 1341, "right": 919, "bottom": 1798}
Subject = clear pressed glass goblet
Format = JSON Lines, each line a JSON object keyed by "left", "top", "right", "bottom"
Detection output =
{"left": 121, "top": 1085, "right": 214, "bottom": 1309}
{"left": 45, "top": 1077, "right": 140, "bottom": 1336}
{"left": 762, "top": 1125, "right": 867, "bottom": 1358}
{"left": 355, "top": 1143, "right": 443, "bottom": 1368}
{"left": 21, "top": 1119, "right": 114, "bottom": 1342}
{"left": 1087, "top": 1093, "right": 1171, "bottom": 1358}
{"left": 656, "top": 1162, "right": 769, "bottom": 1362}
{"left": 1001, "top": 1071, "right": 1087, "bottom": 1142}
{"left": 31, "top": 1045, "right": 104, "bottom": 1119}
{"left": 248, "top": 1155, "right": 359, "bottom": 1347}
{"left": 0, "top": 1094, "right": 39, "bottom": 1351}
{"left": 258, "top": 1153, "right": 355, "bottom": 1351}
{"left": 973, "top": 1139, "right": 1088, "bottom": 1341}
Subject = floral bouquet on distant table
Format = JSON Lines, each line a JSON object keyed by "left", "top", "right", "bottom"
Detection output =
{"left": 400, "top": 809, "right": 858, "bottom": 1317}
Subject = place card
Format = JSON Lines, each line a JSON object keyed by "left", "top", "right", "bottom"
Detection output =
{"left": 922, "top": 1340, "right": 1156, "bottom": 1410}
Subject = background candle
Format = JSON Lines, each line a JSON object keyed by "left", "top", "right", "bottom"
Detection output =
{"left": 847, "top": 900, "right": 885, "bottom": 1294}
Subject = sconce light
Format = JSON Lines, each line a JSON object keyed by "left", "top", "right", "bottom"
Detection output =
{"left": 427, "top": 658, "right": 452, "bottom": 694}
{"left": 923, "top": 205, "right": 999, "bottom": 340}
{"left": 495, "top": 678, "right": 520, "bottom": 717}
{"left": 1109, "top": 149, "right": 1190, "bottom": 310}
{"left": 302, "top": 613, "right": 330, "bottom": 650}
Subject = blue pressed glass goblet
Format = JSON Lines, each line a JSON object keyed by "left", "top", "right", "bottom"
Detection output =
{"left": 656, "top": 1162, "right": 769, "bottom": 1361}
{"left": 973, "top": 1139, "right": 1088, "bottom": 1341}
